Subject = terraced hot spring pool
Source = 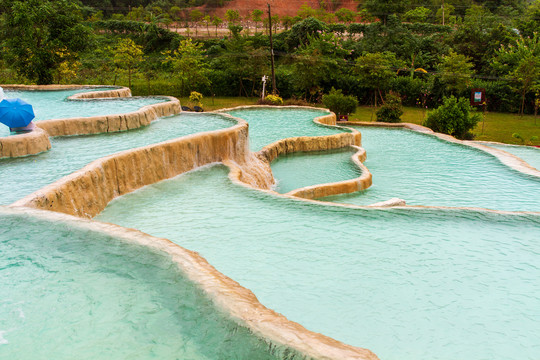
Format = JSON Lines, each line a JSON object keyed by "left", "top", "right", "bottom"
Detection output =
{"left": 0, "top": 208, "right": 297, "bottom": 359}
{"left": 321, "top": 127, "right": 540, "bottom": 211}
{"left": 225, "top": 107, "right": 346, "bottom": 151}
{"left": 482, "top": 142, "right": 540, "bottom": 171}
{"left": 96, "top": 165, "right": 540, "bottom": 360}
{"left": 270, "top": 147, "right": 361, "bottom": 193}
{"left": 0, "top": 88, "right": 167, "bottom": 137}
{"left": 0, "top": 113, "right": 236, "bottom": 205}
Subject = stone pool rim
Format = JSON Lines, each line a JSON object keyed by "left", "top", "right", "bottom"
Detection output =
{"left": 1, "top": 205, "right": 379, "bottom": 360}
{"left": 0, "top": 84, "right": 181, "bottom": 158}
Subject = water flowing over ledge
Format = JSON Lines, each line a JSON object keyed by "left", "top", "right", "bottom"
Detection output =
{"left": 0, "top": 85, "right": 180, "bottom": 158}
{"left": 12, "top": 116, "right": 273, "bottom": 218}
{"left": 340, "top": 120, "right": 540, "bottom": 179}
{"left": 3, "top": 204, "right": 378, "bottom": 360}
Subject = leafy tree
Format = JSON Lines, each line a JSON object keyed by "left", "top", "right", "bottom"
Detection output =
{"left": 438, "top": 50, "right": 475, "bottom": 95}
{"left": 517, "top": 0, "right": 540, "bottom": 37}
{"left": 291, "top": 47, "right": 332, "bottom": 100}
{"left": 297, "top": 4, "right": 317, "bottom": 19}
{"left": 364, "top": 0, "right": 408, "bottom": 25}
{"left": 225, "top": 9, "right": 240, "bottom": 24}
{"left": 403, "top": 7, "right": 431, "bottom": 23}
{"left": 286, "top": 17, "right": 328, "bottom": 49}
{"left": 492, "top": 34, "right": 540, "bottom": 115}
{"left": 450, "top": 5, "right": 515, "bottom": 73}
{"left": 281, "top": 15, "right": 294, "bottom": 31}
{"left": 162, "top": 39, "right": 210, "bottom": 96}
{"left": 190, "top": 9, "right": 204, "bottom": 36}
{"left": 424, "top": 96, "right": 480, "bottom": 139}
{"left": 376, "top": 92, "right": 403, "bottom": 122}
{"left": 335, "top": 8, "right": 355, "bottom": 23}
{"left": 1, "top": 0, "right": 91, "bottom": 84}
{"left": 203, "top": 15, "right": 212, "bottom": 36}
{"left": 212, "top": 16, "right": 223, "bottom": 37}
{"left": 354, "top": 52, "right": 401, "bottom": 106}
{"left": 112, "top": 38, "right": 144, "bottom": 88}
{"left": 322, "top": 88, "right": 358, "bottom": 116}
{"left": 252, "top": 9, "right": 264, "bottom": 32}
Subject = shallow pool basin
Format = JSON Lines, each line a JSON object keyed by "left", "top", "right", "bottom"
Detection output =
{"left": 0, "top": 207, "right": 290, "bottom": 360}
{"left": 96, "top": 165, "right": 540, "bottom": 360}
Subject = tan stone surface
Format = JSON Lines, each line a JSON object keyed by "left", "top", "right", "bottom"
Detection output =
{"left": 286, "top": 146, "right": 372, "bottom": 199}
{"left": 36, "top": 97, "right": 180, "bottom": 136}
{"left": 13, "top": 118, "right": 274, "bottom": 217}
{"left": 2, "top": 206, "right": 379, "bottom": 360}
{"left": 0, "top": 127, "right": 51, "bottom": 158}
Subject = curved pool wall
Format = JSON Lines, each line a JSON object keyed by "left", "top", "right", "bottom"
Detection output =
{"left": 11, "top": 113, "right": 275, "bottom": 217}
{"left": 323, "top": 123, "right": 540, "bottom": 212}
{"left": 0, "top": 86, "right": 180, "bottom": 158}
{"left": 4, "top": 98, "right": 534, "bottom": 358}
{"left": 222, "top": 106, "right": 352, "bottom": 151}
{"left": 95, "top": 164, "right": 540, "bottom": 360}
{"left": 269, "top": 146, "right": 372, "bottom": 200}
{"left": 0, "top": 206, "right": 332, "bottom": 360}
{"left": 476, "top": 141, "right": 540, "bottom": 171}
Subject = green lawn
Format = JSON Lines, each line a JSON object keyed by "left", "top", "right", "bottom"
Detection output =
{"left": 177, "top": 97, "right": 540, "bottom": 146}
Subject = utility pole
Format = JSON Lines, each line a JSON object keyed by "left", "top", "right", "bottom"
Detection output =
{"left": 267, "top": 3, "right": 277, "bottom": 94}
{"left": 441, "top": 0, "right": 445, "bottom": 26}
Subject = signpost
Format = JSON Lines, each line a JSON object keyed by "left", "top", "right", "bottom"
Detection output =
{"left": 471, "top": 88, "right": 487, "bottom": 134}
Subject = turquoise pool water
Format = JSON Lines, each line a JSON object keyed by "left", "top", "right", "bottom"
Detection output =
{"left": 0, "top": 113, "right": 235, "bottom": 205}
{"left": 0, "top": 208, "right": 294, "bottom": 359}
{"left": 321, "top": 127, "right": 540, "bottom": 211}
{"left": 96, "top": 165, "right": 540, "bottom": 360}
{"left": 0, "top": 89, "right": 166, "bottom": 137}
{"left": 483, "top": 142, "right": 540, "bottom": 171}
{"left": 271, "top": 148, "right": 361, "bottom": 193}
{"left": 225, "top": 108, "right": 346, "bottom": 151}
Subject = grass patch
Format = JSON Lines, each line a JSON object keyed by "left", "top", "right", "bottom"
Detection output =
{"left": 348, "top": 105, "right": 540, "bottom": 145}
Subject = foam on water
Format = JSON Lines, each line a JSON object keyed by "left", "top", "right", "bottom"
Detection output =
{"left": 96, "top": 165, "right": 540, "bottom": 360}
{"left": 0, "top": 113, "right": 236, "bottom": 205}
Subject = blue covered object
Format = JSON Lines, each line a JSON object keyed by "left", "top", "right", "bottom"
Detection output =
{"left": 0, "top": 98, "right": 35, "bottom": 128}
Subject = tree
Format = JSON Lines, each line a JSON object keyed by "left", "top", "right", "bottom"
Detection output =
{"left": 112, "top": 38, "right": 144, "bottom": 88}
{"left": 335, "top": 8, "right": 355, "bottom": 23}
{"left": 162, "top": 39, "right": 210, "bottom": 96}
{"left": 203, "top": 15, "right": 212, "bottom": 36}
{"left": 353, "top": 52, "right": 401, "bottom": 106}
{"left": 322, "top": 88, "right": 358, "bottom": 116}
{"left": 225, "top": 9, "right": 240, "bottom": 24}
{"left": 190, "top": 10, "right": 204, "bottom": 37}
{"left": 212, "top": 16, "right": 223, "bottom": 37}
{"left": 512, "top": 55, "right": 540, "bottom": 116}
{"left": 1, "top": 0, "right": 91, "bottom": 85}
{"left": 403, "top": 7, "right": 431, "bottom": 23}
{"left": 364, "top": 0, "right": 408, "bottom": 25}
{"left": 493, "top": 34, "right": 540, "bottom": 115}
{"left": 438, "top": 51, "right": 475, "bottom": 95}
{"left": 252, "top": 9, "right": 264, "bottom": 32}
{"left": 424, "top": 96, "right": 480, "bottom": 139}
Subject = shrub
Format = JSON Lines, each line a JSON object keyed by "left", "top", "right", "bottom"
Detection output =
{"left": 376, "top": 93, "right": 403, "bottom": 123}
{"left": 322, "top": 88, "right": 358, "bottom": 116}
{"left": 423, "top": 96, "right": 481, "bottom": 139}
{"left": 259, "top": 94, "right": 283, "bottom": 105}
{"left": 189, "top": 91, "right": 203, "bottom": 107}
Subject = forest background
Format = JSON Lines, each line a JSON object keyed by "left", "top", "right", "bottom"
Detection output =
{"left": 0, "top": 0, "right": 539, "bottom": 142}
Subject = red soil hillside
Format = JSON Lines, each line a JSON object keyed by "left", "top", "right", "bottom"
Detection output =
{"left": 202, "top": 0, "right": 360, "bottom": 18}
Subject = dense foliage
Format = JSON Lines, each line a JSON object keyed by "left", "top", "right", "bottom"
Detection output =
{"left": 322, "top": 88, "right": 358, "bottom": 115}
{"left": 0, "top": 0, "right": 539, "bottom": 118}
{"left": 424, "top": 96, "right": 481, "bottom": 138}
{"left": 376, "top": 92, "right": 403, "bottom": 123}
